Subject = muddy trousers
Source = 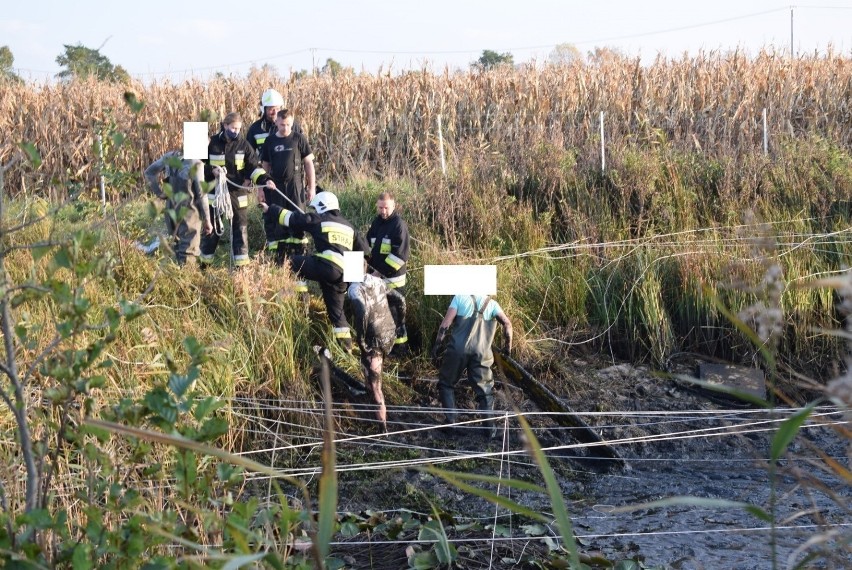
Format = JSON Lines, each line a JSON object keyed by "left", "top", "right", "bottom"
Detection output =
{"left": 290, "top": 255, "right": 352, "bottom": 348}
{"left": 437, "top": 349, "right": 495, "bottom": 432}
{"left": 387, "top": 286, "right": 408, "bottom": 349}
{"left": 360, "top": 348, "right": 387, "bottom": 428}
{"left": 164, "top": 200, "right": 202, "bottom": 266}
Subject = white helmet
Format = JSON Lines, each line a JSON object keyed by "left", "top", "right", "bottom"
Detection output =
{"left": 260, "top": 88, "right": 284, "bottom": 108}
{"left": 310, "top": 191, "right": 339, "bottom": 214}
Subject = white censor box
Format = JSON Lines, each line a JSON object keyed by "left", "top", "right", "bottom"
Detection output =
{"left": 424, "top": 265, "right": 496, "bottom": 296}
{"left": 182, "top": 122, "right": 209, "bottom": 159}
{"left": 343, "top": 251, "right": 365, "bottom": 283}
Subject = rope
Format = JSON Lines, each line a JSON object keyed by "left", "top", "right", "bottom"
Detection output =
{"left": 211, "top": 168, "right": 233, "bottom": 237}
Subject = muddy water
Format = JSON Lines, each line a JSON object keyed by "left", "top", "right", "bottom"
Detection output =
{"left": 564, "top": 418, "right": 851, "bottom": 569}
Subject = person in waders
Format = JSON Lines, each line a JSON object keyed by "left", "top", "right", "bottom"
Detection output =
{"left": 431, "top": 295, "right": 513, "bottom": 438}
{"left": 144, "top": 151, "right": 213, "bottom": 266}
{"left": 347, "top": 273, "right": 407, "bottom": 432}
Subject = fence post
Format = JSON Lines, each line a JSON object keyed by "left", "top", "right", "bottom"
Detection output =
{"left": 96, "top": 134, "right": 106, "bottom": 205}
{"left": 762, "top": 108, "right": 768, "bottom": 155}
{"left": 437, "top": 114, "right": 447, "bottom": 176}
{"left": 600, "top": 111, "right": 606, "bottom": 172}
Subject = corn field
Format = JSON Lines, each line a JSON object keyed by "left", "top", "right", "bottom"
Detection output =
{"left": 2, "top": 49, "right": 852, "bottom": 198}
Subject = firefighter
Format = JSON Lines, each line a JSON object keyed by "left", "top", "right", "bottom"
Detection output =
{"left": 199, "top": 112, "right": 269, "bottom": 268}
{"left": 259, "top": 110, "right": 315, "bottom": 280}
{"left": 144, "top": 151, "right": 213, "bottom": 265}
{"left": 365, "top": 191, "right": 410, "bottom": 354}
{"left": 259, "top": 190, "right": 367, "bottom": 350}
{"left": 246, "top": 88, "right": 284, "bottom": 153}
{"left": 431, "top": 295, "right": 513, "bottom": 437}
{"left": 347, "top": 273, "right": 407, "bottom": 431}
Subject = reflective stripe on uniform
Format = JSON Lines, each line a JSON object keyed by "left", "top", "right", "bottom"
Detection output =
{"left": 283, "top": 236, "right": 309, "bottom": 244}
{"left": 209, "top": 154, "right": 226, "bottom": 166}
{"left": 250, "top": 167, "right": 266, "bottom": 184}
{"left": 294, "top": 280, "right": 309, "bottom": 292}
{"left": 380, "top": 237, "right": 392, "bottom": 254}
{"left": 394, "top": 336, "right": 409, "bottom": 344}
{"left": 384, "top": 274, "right": 407, "bottom": 288}
{"left": 237, "top": 195, "right": 248, "bottom": 208}
{"left": 385, "top": 253, "right": 405, "bottom": 271}
{"left": 278, "top": 209, "right": 293, "bottom": 227}
{"left": 266, "top": 240, "right": 280, "bottom": 250}
{"left": 315, "top": 250, "right": 345, "bottom": 269}
{"left": 200, "top": 254, "right": 214, "bottom": 264}
{"left": 254, "top": 133, "right": 269, "bottom": 146}
{"left": 333, "top": 327, "right": 351, "bottom": 339}
{"left": 234, "top": 254, "right": 250, "bottom": 267}
{"left": 320, "top": 221, "right": 354, "bottom": 249}
{"left": 235, "top": 152, "right": 245, "bottom": 170}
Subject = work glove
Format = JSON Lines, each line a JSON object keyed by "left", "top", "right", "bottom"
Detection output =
{"left": 430, "top": 343, "right": 442, "bottom": 368}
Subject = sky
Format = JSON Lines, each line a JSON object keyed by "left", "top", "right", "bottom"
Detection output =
{"left": 3, "top": 1, "right": 852, "bottom": 81}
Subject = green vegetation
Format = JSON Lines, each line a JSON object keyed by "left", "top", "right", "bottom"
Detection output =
{"left": 1, "top": 52, "right": 850, "bottom": 567}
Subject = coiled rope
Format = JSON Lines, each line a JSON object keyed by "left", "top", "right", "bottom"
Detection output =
{"left": 211, "top": 167, "right": 233, "bottom": 237}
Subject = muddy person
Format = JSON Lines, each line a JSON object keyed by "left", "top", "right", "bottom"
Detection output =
{"left": 432, "top": 295, "right": 513, "bottom": 438}
{"left": 347, "top": 273, "right": 407, "bottom": 432}
{"left": 144, "top": 151, "right": 213, "bottom": 266}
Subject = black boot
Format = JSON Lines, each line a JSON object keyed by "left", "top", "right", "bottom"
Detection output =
{"left": 438, "top": 386, "right": 459, "bottom": 435}
{"left": 476, "top": 393, "right": 497, "bottom": 440}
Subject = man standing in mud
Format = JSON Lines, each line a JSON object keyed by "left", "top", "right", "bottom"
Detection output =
{"left": 432, "top": 295, "right": 512, "bottom": 438}
{"left": 347, "top": 273, "right": 406, "bottom": 432}
{"left": 144, "top": 151, "right": 213, "bottom": 266}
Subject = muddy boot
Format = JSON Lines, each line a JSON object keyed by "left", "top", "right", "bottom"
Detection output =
{"left": 438, "top": 386, "right": 459, "bottom": 435}
{"left": 476, "top": 393, "right": 497, "bottom": 440}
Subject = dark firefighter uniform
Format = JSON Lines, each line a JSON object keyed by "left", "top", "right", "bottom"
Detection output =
{"left": 259, "top": 129, "right": 313, "bottom": 269}
{"left": 264, "top": 204, "right": 368, "bottom": 346}
{"left": 247, "top": 115, "right": 304, "bottom": 152}
{"left": 246, "top": 116, "right": 275, "bottom": 153}
{"left": 366, "top": 210, "right": 410, "bottom": 348}
{"left": 200, "top": 130, "right": 269, "bottom": 267}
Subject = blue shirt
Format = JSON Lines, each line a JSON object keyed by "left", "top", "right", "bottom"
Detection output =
{"left": 449, "top": 295, "right": 502, "bottom": 320}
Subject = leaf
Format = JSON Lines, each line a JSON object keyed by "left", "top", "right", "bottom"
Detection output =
{"left": 175, "top": 451, "right": 197, "bottom": 497}
{"left": 339, "top": 521, "right": 360, "bottom": 537}
{"left": 770, "top": 403, "right": 816, "bottom": 461}
{"left": 32, "top": 243, "right": 52, "bottom": 261}
{"left": 408, "top": 549, "right": 438, "bottom": 570}
{"left": 19, "top": 141, "right": 42, "bottom": 168}
{"left": 168, "top": 373, "right": 195, "bottom": 398}
{"left": 193, "top": 396, "right": 226, "bottom": 421}
{"left": 71, "top": 543, "right": 93, "bottom": 570}
{"left": 522, "top": 523, "right": 548, "bottom": 536}
{"left": 197, "top": 417, "right": 229, "bottom": 442}
{"left": 123, "top": 91, "right": 145, "bottom": 113}
{"left": 425, "top": 467, "right": 549, "bottom": 523}
{"left": 221, "top": 553, "right": 266, "bottom": 570}
{"left": 517, "top": 414, "right": 582, "bottom": 567}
